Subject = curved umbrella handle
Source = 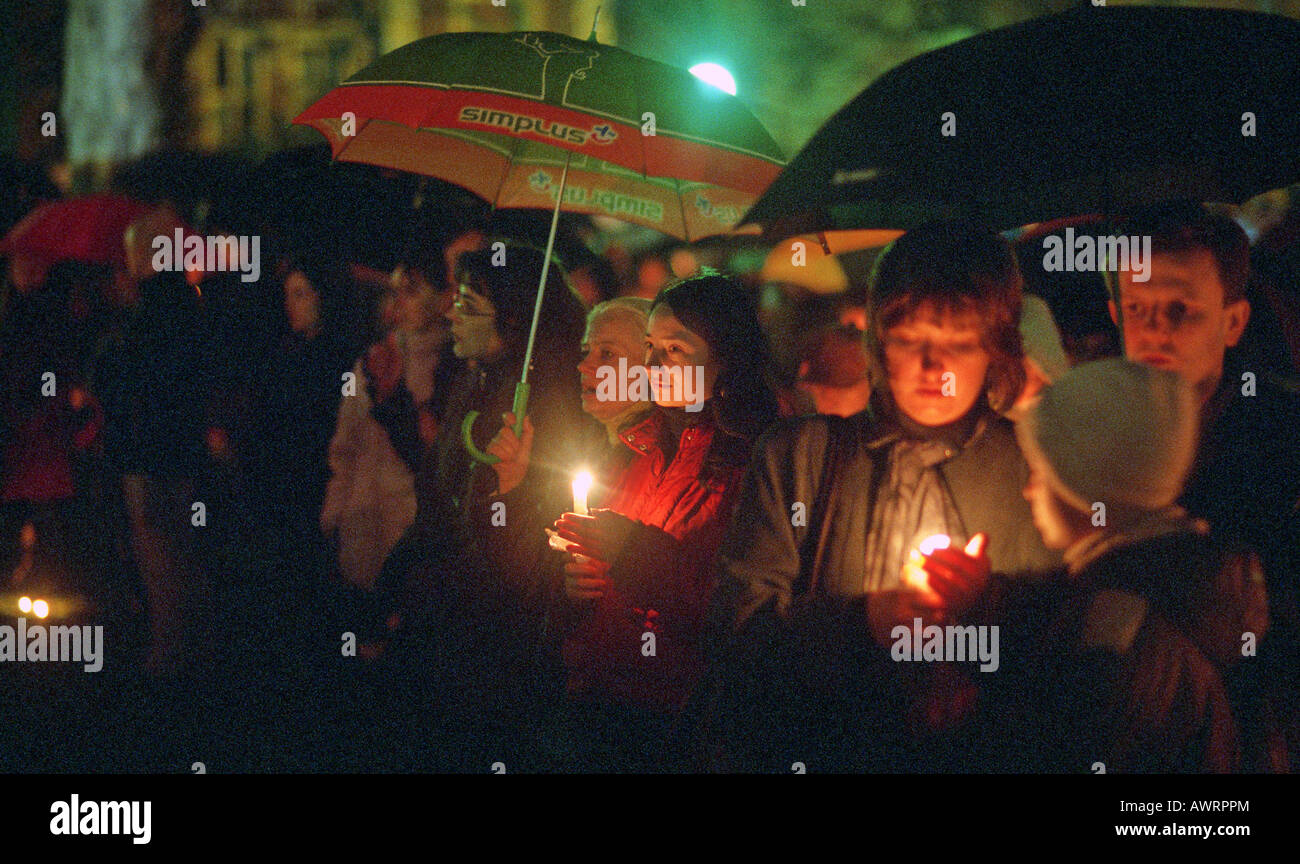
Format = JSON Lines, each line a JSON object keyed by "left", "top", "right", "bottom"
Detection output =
{"left": 461, "top": 381, "right": 531, "bottom": 464}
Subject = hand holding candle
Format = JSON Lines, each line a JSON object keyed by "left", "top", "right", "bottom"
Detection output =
{"left": 552, "top": 508, "right": 638, "bottom": 568}
{"left": 902, "top": 534, "right": 949, "bottom": 591}
{"left": 916, "top": 532, "right": 990, "bottom": 617}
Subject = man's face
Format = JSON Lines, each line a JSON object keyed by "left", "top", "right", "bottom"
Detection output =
{"left": 389, "top": 265, "right": 445, "bottom": 333}
{"left": 882, "top": 305, "right": 991, "bottom": 426}
{"left": 1112, "top": 249, "right": 1250, "bottom": 404}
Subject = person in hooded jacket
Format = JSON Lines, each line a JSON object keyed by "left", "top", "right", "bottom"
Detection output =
{"left": 932, "top": 359, "right": 1268, "bottom": 772}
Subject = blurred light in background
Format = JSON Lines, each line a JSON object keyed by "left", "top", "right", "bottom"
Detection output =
{"left": 669, "top": 248, "right": 698, "bottom": 278}
{"left": 689, "top": 62, "right": 737, "bottom": 95}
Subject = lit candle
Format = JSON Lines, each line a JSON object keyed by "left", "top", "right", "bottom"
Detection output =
{"left": 572, "top": 470, "right": 593, "bottom": 516}
{"left": 917, "top": 533, "right": 950, "bottom": 556}
{"left": 903, "top": 534, "right": 950, "bottom": 589}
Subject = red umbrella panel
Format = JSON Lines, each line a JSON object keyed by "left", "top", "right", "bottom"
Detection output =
{"left": 0, "top": 196, "right": 153, "bottom": 266}
{"left": 293, "top": 31, "right": 787, "bottom": 241}
{"left": 309, "top": 117, "right": 756, "bottom": 240}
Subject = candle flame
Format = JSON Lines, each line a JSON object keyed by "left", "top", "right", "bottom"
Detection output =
{"left": 573, "top": 471, "right": 593, "bottom": 497}
{"left": 917, "top": 533, "right": 950, "bottom": 556}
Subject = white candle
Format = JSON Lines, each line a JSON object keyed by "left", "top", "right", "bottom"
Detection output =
{"left": 572, "top": 470, "right": 593, "bottom": 516}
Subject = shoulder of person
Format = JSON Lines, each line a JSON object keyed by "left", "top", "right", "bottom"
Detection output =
{"left": 1081, "top": 588, "right": 1150, "bottom": 655}
{"left": 753, "top": 412, "right": 866, "bottom": 463}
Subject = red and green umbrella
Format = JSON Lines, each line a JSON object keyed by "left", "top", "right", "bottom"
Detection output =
{"left": 294, "top": 29, "right": 784, "bottom": 462}
{"left": 293, "top": 30, "right": 784, "bottom": 242}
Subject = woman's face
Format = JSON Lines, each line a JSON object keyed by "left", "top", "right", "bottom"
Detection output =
{"left": 284, "top": 271, "right": 321, "bottom": 336}
{"left": 446, "top": 281, "right": 504, "bottom": 361}
{"left": 644, "top": 305, "right": 720, "bottom": 408}
{"left": 578, "top": 311, "right": 648, "bottom": 423}
{"left": 882, "top": 304, "right": 990, "bottom": 426}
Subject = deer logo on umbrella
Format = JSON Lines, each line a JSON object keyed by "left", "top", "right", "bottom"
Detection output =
{"left": 516, "top": 33, "right": 599, "bottom": 104}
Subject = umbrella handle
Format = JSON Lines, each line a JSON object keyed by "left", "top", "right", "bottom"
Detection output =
{"left": 461, "top": 381, "right": 531, "bottom": 465}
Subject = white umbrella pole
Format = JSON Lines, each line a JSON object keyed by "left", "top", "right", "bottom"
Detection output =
{"left": 463, "top": 150, "right": 573, "bottom": 463}
{"left": 520, "top": 150, "right": 572, "bottom": 387}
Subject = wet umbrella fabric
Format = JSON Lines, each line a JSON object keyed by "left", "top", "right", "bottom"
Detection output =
{"left": 743, "top": 3, "right": 1300, "bottom": 236}
{"left": 293, "top": 30, "right": 785, "bottom": 242}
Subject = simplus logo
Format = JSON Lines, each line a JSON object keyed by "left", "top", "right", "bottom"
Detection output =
{"left": 458, "top": 107, "right": 618, "bottom": 147}
{"left": 694, "top": 195, "right": 739, "bottom": 225}
{"left": 529, "top": 170, "right": 552, "bottom": 191}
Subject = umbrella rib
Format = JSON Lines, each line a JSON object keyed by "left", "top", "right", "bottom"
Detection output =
{"left": 490, "top": 132, "right": 527, "bottom": 214}
{"left": 675, "top": 175, "right": 691, "bottom": 243}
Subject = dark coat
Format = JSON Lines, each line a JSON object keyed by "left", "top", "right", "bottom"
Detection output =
{"left": 1183, "top": 358, "right": 1300, "bottom": 768}
{"left": 372, "top": 346, "right": 599, "bottom": 711}
{"left": 93, "top": 272, "right": 207, "bottom": 479}
{"left": 954, "top": 530, "right": 1261, "bottom": 773}
{"left": 1184, "top": 356, "right": 1300, "bottom": 624}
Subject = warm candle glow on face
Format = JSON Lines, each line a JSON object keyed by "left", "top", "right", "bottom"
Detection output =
{"left": 572, "top": 470, "right": 593, "bottom": 515}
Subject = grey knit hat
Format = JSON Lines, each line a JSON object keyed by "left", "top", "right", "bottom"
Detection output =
{"left": 1015, "top": 358, "right": 1200, "bottom": 516}
{"left": 1019, "top": 294, "right": 1069, "bottom": 384}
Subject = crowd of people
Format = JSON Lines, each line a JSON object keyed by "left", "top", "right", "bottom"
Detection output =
{"left": 1, "top": 184, "right": 1297, "bottom": 772}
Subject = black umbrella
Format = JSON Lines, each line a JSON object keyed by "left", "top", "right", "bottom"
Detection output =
{"left": 743, "top": 2, "right": 1300, "bottom": 236}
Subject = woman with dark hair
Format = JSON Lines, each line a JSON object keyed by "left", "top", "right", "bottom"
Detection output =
{"left": 538, "top": 271, "right": 780, "bottom": 772}
{"left": 248, "top": 247, "right": 361, "bottom": 583}
{"left": 706, "top": 220, "right": 1060, "bottom": 772}
{"left": 368, "top": 239, "right": 595, "bottom": 769}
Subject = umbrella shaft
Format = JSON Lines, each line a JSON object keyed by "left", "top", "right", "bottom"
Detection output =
{"left": 521, "top": 151, "right": 572, "bottom": 386}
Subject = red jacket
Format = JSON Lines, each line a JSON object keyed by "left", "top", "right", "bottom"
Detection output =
{"left": 563, "top": 408, "right": 746, "bottom": 714}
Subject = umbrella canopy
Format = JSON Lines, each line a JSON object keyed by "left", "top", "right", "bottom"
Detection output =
{"left": 293, "top": 30, "right": 785, "bottom": 241}
{"left": 743, "top": 2, "right": 1300, "bottom": 236}
{"left": 761, "top": 230, "right": 902, "bottom": 293}
{"left": 0, "top": 195, "right": 153, "bottom": 266}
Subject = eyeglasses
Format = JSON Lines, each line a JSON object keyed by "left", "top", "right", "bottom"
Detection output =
{"left": 453, "top": 284, "right": 494, "bottom": 318}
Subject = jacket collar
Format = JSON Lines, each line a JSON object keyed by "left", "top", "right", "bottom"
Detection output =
{"left": 617, "top": 407, "right": 712, "bottom": 459}
{"left": 862, "top": 397, "right": 993, "bottom": 457}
